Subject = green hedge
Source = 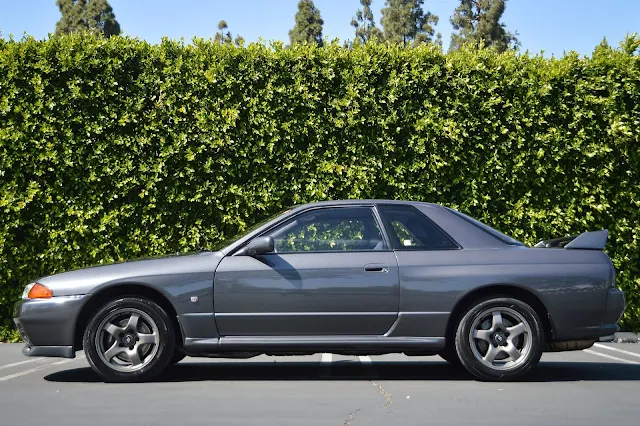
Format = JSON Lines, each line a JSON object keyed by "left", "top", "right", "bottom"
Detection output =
{"left": 1, "top": 34, "right": 639, "bottom": 335}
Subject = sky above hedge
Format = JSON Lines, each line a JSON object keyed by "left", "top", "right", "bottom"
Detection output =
{"left": 1, "top": 0, "right": 639, "bottom": 57}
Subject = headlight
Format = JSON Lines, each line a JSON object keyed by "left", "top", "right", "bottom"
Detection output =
{"left": 22, "top": 283, "right": 36, "bottom": 299}
{"left": 22, "top": 282, "right": 53, "bottom": 299}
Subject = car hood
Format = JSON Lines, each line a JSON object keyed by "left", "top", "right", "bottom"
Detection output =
{"left": 37, "top": 251, "right": 225, "bottom": 296}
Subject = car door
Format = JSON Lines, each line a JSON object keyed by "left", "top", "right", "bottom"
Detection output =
{"left": 213, "top": 206, "right": 400, "bottom": 336}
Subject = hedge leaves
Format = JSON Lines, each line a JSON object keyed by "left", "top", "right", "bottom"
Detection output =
{"left": 1, "top": 35, "right": 638, "bottom": 332}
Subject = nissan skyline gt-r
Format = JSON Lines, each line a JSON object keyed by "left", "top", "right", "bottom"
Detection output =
{"left": 14, "top": 200, "right": 625, "bottom": 382}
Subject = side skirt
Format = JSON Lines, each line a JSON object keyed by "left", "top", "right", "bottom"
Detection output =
{"left": 183, "top": 335, "right": 445, "bottom": 356}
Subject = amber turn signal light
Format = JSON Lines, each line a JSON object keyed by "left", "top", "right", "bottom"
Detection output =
{"left": 27, "top": 283, "right": 53, "bottom": 299}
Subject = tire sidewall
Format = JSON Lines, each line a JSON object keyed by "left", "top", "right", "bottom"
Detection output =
{"left": 83, "top": 297, "right": 175, "bottom": 382}
{"left": 455, "top": 297, "right": 543, "bottom": 381}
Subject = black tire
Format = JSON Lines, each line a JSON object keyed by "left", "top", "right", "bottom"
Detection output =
{"left": 83, "top": 297, "right": 175, "bottom": 382}
{"left": 454, "top": 297, "right": 543, "bottom": 381}
{"left": 171, "top": 352, "right": 186, "bottom": 365}
{"left": 439, "top": 347, "right": 462, "bottom": 366}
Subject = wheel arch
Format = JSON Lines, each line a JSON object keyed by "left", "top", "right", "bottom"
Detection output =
{"left": 444, "top": 284, "right": 554, "bottom": 348}
{"left": 73, "top": 282, "right": 183, "bottom": 351}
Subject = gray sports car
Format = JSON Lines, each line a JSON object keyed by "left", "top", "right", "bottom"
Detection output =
{"left": 14, "top": 200, "right": 625, "bottom": 382}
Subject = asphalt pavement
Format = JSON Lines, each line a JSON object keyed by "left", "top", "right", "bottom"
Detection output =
{"left": 1, "top": 342, "right": 640, "bottom": 426}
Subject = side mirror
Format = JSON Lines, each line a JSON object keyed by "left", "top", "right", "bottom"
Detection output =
{"left": 243, "top": 235, "right": 275, "bottom": 256}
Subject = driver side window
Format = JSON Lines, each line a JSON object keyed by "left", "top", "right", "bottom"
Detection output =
{"left": 270, "top": 207, "right": 387, "bottom": 253}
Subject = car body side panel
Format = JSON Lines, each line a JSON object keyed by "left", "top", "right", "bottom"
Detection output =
{"left": 213, "top": 251, "right": 400, "bottom": 336}
{"left": 383, "top": 312, "right": 449, "bottom": 337}
{"left": 36, "top": 251, "right": 224, "bottom": 340}
{"left": 393, "top": 248, "right": 613, "bottom": 340}
{"left": 37, "top": 252, "right": 222, "bottom": 297}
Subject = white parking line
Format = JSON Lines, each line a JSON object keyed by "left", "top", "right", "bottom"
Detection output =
{"left": 0, "top": 358, "right": 44, "bottom": 371}
{"left": 320, "top": 353, "right": 332, "bottom": 363}
{"left": 584, "top": 349, "right": 639, "bottom": 364}
{"left": 594, "top": 343, "right": 640, "bottom": 359}
{"left": 358, "top": 355, "right": 372, "bottom": 365}
{"left": 0, "top": 355, "right": 85, "bottom": 382}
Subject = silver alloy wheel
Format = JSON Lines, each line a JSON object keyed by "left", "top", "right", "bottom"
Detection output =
{"left": 468, "top": 307, "right": 532, "bottom": 371}
{"left": 95, "top": 308, "right": 160, "bottom": 373}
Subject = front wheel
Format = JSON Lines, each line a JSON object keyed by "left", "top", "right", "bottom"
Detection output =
{"left": 455, "top": 297, "right": 543, "bottom": 381}
{"left": 83, "top": 297, "right": 175, "bottom": 382}
{"left": 438, "top": 347, "right": 461, "bottom": 366}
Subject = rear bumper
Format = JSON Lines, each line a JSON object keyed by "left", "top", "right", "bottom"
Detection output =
{"left": 581, "top": 288, "right": 625, "bottom": 339}
{"left": 604, "top": 288, "right": 626, "bottom": 325}
{"left": 13, "top": 295, "right": 88, "bottom": 357}
{"left": 551, "top": 288, "right": 625, "bottom": 341}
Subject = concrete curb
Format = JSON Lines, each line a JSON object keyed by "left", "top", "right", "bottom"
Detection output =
{"left": 599, "top": 332, "right": 640, "bottom": 343}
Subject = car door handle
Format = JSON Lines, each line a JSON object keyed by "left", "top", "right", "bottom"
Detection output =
{"left": 364, "top": 264, "right": 389, "bottom": 273}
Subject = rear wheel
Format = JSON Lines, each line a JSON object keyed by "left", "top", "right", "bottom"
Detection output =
{"left": 171, "top": 352, "right": 186, "bottom": 365}
{"left": 455, "top": 297, "right": 543, "bottom": 381}
{"left": 83, "top": 297, "right": 175, "bottom": 382}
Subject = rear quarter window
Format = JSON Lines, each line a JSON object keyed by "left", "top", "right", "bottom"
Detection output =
{"left": 377, "top": 204, "right": 459, "bottom": 250}
{"left": 445, "top": 207, "right": 525, "bottom": 246}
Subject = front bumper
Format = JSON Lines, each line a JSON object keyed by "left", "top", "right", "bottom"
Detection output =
{"left": 22, "top": 345, "right": 76, "bottom": 358}
{"left": 13, "top": 295, "right": 88, "bottom": 358}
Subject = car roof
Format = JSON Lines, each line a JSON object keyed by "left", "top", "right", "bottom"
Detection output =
{"left": 290, "top": 199, "right": 443, "bottom": 210}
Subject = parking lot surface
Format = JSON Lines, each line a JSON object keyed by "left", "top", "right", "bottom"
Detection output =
{"left": 1, "top": 342, "right": 640, "bottom": 426}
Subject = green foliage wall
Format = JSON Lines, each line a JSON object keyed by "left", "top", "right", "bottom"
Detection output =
{"left": 1, "top": 35, "right": 638, "bottom": 334}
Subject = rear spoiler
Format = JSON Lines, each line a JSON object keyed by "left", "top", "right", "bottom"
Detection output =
{"left": 533, "top": 229, "right": 608, "bottom": 250}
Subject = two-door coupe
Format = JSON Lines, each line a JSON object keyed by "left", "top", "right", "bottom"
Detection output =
{"left": 14, "top": 200, "right": 625, "bottom": 381}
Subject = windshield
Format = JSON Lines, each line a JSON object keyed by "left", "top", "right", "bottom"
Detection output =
{"left": 209, "top": 208, "right": 292, "bottom": 251}
{"left": 445, "top": 207, "right": 525, "bottom": 246}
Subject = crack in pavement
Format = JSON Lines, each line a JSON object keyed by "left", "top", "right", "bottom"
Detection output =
{"left": 343, "top": 381, "right": 393, "bottom": 426}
